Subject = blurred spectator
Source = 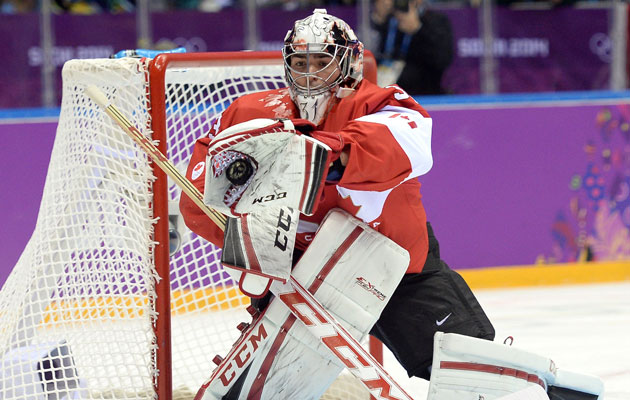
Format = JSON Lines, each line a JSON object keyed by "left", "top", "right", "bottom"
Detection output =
{"left": 371, "top": 0, "right": 454, "bottom": 95}
{"left": 495, "top": 0, "right": 578, "bottom": 7}
{"left": 170, "top": 0, "right": 204, "bottom": 9}
{"left": 194, "top": 0, "right": 233, "bottom": 12}
{"left": 255, "top": 0, "right": 325, "bottom": 11}
{"left": 53, "top": 0, "right": 135, "bottom": 13}
{"left": 165, "top": 0, "right": 233, "bottom": 11}
{"left": 0, "top": 0, "right": 37, "bottom": 13}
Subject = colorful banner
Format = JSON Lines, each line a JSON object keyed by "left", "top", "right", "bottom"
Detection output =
{"left": 0, "top": 6, "right": 613, "bottom": 108}
{"left": 420, "top": 99, "right": 630, "bottom": 269}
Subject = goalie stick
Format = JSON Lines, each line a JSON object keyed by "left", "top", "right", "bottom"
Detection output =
{"left": 85, "top": 84, "right": 415, "bottom": 400}
{"left": 84, "top": 85, "right": 227, "bottom": 230}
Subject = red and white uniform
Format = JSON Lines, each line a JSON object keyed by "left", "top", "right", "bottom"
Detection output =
{"left": 180, "top": 79, "right": 433, "bottom": 274}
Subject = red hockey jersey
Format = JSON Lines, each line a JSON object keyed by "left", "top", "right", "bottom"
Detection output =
{"left": 180, "top": 79, "right": 433, "bottom": 273}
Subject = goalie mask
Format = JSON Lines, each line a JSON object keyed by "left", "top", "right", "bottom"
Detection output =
{"left": 283, "top": 8, "right": 364, "bottom": 125}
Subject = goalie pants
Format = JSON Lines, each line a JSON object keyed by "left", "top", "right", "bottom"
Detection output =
{"left": 369, "top": 222, "right": 496, "bottom": 381}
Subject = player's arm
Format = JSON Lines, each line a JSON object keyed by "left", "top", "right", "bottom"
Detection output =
{"left": 312, "top": 88, "right": 433, "bottom": 192}
{"left": 179, "top": 134, "right": 226, "bottom": 247}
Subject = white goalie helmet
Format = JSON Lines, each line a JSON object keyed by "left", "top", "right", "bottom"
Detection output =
{"left": 283, "top": 9, "right": 364, "bottom": 124}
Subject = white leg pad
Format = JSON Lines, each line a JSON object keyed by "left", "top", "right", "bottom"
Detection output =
{"left": 427, "top": 332, "right": 556, "bottom": 400}
{"left": 197, "top": 304, "right": 278, "bottom": 400}
{"left": 279, "top": 208, "right": 411, "bottom": 340}
{"left": 235, "top": 305, "right": 345, "bottom": 400}
{"left": 197, "top": 208, "right": 410, "bottom": 400}
{"left": 198, "top": 297, "right": 343, "bottom": 400}
{"left": 427, "top": 332, "right": 604, "bottom": 400}
{"left": 548, "top": 369, "right": 604, "bottom": 399}
{"left": 496, "top": 385, "right": 550, "bottom": 400}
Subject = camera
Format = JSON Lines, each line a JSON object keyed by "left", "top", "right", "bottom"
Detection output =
{"left": 393, "top": 0, "right": 409, "bottom": 12}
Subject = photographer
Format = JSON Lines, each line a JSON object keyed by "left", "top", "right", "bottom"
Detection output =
{"left": 371, "top": 0, "right": 454, "bottom": 95}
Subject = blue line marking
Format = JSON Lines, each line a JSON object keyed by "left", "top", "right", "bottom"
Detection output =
{"left": 414, "top": 90, "right": 630, "bottom": 107}
{"left": 0, "top": 108, "right": 61, "bottom": 121}
{"left": 2, "top": 90, "right": 630, "bottom": 121}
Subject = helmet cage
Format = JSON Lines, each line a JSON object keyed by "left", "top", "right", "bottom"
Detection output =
{"left": 282, "top": 9, "right": 364, "bottom": 99}
{"left": 283, "top": 43, "right": 352, "bottom": 97}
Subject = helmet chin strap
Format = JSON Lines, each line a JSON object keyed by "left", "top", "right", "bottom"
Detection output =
{"left": 292, "top": 86, "right": 355, "bottom": 126}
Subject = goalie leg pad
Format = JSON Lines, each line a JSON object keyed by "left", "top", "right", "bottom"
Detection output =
{"left": 198, "top": 295, "right": 345, "bottom": 400}
{"left": 496, "top": 385, "right": 550, "bottom": 400}
{"left": 198, "top": 208, "right": 410, "bottom": 400}
{"left": 277, "top": 208, "right": 411, "bottom": 340}
{"left": 196, "top": 305, "right": 277, "bottom": 400}
{"left": 427, "top": 332, "right": 556, "bottom": 400}
{"left": 548, "top": 369, "right": 603, "bottom": 400}
{"left": 427, "top": 332, "right": 604, "bottom": 400}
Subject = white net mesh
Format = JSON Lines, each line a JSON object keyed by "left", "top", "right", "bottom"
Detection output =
{"left": 0, "top": 54, "right": 372, "bottom": 400}
{"left": 163, "top": 61, "right": 289, "bottom": 392}
{"left": 0, "top": 58, "right": 158, "bottom": 399}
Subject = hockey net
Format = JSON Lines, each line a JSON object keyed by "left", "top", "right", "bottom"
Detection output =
{"left": 0, "top": 52, "right": 378, "bottom": 400}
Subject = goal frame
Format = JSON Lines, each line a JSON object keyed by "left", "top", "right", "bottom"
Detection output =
{"left": 147, "top": 50, "right": 379, "bottom": 399}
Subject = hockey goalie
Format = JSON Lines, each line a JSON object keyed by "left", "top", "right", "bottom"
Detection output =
{"left": 179, "top": 9, "right": 604, "bottom": 400}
